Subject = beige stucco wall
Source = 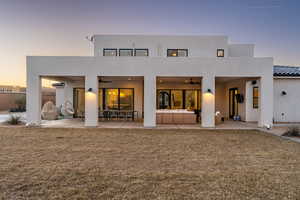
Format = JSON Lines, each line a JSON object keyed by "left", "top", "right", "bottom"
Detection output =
{"left": 274, "top": 78, "right": 300, "bottom": 123}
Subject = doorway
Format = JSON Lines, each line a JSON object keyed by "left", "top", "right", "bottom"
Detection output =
{"left": 229, "top": 88, "right": 238, "bottom": 118}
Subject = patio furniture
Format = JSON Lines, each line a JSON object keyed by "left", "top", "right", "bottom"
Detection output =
{"left": 118, "top": 111, "right": 127, "bottom": 120}
{"left": 41, "top": 101, "right": 58, "bottom": 120}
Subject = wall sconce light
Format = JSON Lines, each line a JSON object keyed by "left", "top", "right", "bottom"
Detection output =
{"left": 88, "top": 88, "right": 93, "bottom": 92}
{"left": 206, "top": 89, "right": 212, "bottom": 94}
{"left": 281, "top": 91, "right": 287, "bottom": 96}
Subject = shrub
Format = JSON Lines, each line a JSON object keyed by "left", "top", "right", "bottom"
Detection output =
{"left": 282, "top": 126, "right": 300, "bottom": 137}
{"left": 6, "top": 115, "right": 23, "bottom": 125}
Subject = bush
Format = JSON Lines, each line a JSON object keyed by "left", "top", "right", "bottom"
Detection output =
{"left": 6, "top": 115, "right": 23, "bottom": 125}
{"left": 282, "top": 126, "right": 300, "bottom": 137}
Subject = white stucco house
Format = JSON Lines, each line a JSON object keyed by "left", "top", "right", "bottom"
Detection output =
{"left": 26, "top": 34, "right": 299, "bottom": 128}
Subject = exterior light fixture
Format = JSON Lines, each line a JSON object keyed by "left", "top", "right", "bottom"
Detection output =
{"left": 281, "top": 91, "right": 287, "bottom": 96}
{"left": 88, "top": 88, "right": 93, "bottom": 92}
{"left": 206, "top": 89, "right": 212, "bottom": 94}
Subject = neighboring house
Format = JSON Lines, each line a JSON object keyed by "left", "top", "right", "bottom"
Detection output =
{"left": 27, "top": 34, "right": 293, "bottom": 127}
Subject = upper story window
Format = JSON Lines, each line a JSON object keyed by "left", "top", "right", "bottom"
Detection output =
{"left": 253, "top": 87, "right": 259, "bottom": 109}
{"left": 119, "top": 49, "right": 133, "bottom": 56}
{"left": 167, "top": 49, "right": 188, "bottom": 57}
{"left": 134, "top": 49, "right": 149, "bottom": 56}
{"left": 103, "top": 48, "right": 117, "bottom": 56}
{"left": 217, "top": 49, "right": 224, "bottom": 57}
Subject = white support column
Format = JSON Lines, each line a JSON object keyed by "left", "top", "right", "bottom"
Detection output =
{"left": 26, "top": 74, "right": 41, "bottom": 125}
{"left": 84, "top": 75, "right": 98, "bottom": 127}
{"left": 55, "top": 86, "right": 65, "bottom": 107}
{"left": 64, "top": 82, "right": 74, "bottom": 105}
{"left": 144, "top": 75, "right": 156, "bottom": 127}
{"left": 55, "top": 82, "right": 73, "bottom": 107}
{"left": 201, "top": 75, "right": 215, "bottom": 127}
{"left": 259, "top": 76, "right": 273, "bottom": 127}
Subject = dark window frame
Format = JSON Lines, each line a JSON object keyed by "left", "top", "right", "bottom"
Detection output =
{"left": 119, "top": 48, "right": 134, "bottom": 56}
{"left": 134, "top": 48, "right": 149, "bottom": 56}
{"left": 103, "top": 48, "right": 117, "bottom": 56}
{"left": 167, "top": 49, "right": 188, "bottom": 57}
{"left": 217, "top": 49, "right": 225, "bottom": 57}
{"left": 253, "top": 86, "right": 259, "bottom": 109}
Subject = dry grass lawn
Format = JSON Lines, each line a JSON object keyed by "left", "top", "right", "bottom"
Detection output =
{"left": 0, "top": 127, "right": 300, "bottom": 199}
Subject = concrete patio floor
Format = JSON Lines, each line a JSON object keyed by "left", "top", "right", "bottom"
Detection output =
{"left": 40, "top": 119, "right": 300, "bottom": 143}
{"left": 41, "top": 118, "right": 259, "bottom": 129}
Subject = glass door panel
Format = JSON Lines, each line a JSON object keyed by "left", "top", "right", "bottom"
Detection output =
{"left": 171, "top": 90, "right": 183, "bottom": 109}
{"left": 157, "top": 90, "right": 170, "bottom": 109}
{"left": 105, "top": 89, "right": 119, "bottom": 110}
{"left": 119, "top": 89, "right": 134, "bottom": 110}
{"left": 74, "top": 88, "right": 85, "bottom": 117}
{"left": 98, "top": 89, "right": 103, "bottom": 111}
{"left": 229, "top": 88, "right": 238, "bottom": 118}
{"left": 185, "top": 90, "right": 198, "bottom": 111}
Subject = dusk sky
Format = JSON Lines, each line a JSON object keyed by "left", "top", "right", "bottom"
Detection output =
{"left": 0, "top": 0, "right": 299, "bottom": 86}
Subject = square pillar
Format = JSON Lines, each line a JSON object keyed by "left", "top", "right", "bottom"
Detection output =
{"left": 259, "top": 76, "right": 273, "bottom": 127}
{"left": 85, "top": 75, "right": 98, "bottom": 127}
{"left": 144, "top": 75, "right": 156, "bottom": 127}
{"left": 201, "top": 75, "right": 215, "bottom": 127}
{"left": 55, "top": 82, "right": 74, "bottom": 107}
{"left": 26, "top": 74, "right": 41, "bottom": 125}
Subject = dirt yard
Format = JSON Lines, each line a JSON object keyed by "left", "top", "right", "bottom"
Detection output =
{"left": 0, "top": 127, "right": 300, "bottom": 199}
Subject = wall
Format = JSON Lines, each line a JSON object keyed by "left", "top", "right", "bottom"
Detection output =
{"left": 93, "top": 35, "right": 229, "bottom": 58}
{"left": 274, "top": 78, "right": 300, "bottom": 122}
{"left": 228, "top": 44, "right": 254, "bottom": 57}
{"left": 245, "top": 80, "right": 259, "bottom": 122}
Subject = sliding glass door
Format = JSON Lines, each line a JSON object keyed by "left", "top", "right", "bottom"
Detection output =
{"left": 157, "top": 89, "right": 201, "bottom": 110}
{"left": 74, "top": 88, "right": 134, "bottom": 118}
{"left": 103, "top": 88, "right": 134, "bottom": 111}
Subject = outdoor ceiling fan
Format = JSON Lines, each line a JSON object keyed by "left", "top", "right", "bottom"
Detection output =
{"left": 98, "top": 78, "right": 113, "bottom": 83}
{"left": 185, "top": 78, "right": 200, "bottom": 85}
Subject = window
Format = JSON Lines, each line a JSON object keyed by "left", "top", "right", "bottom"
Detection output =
{"left": 171, "top": 90, "right": 183, "bottom": 109}
{"left": 119, "top": 89, "right": 134, "bottom": 110}
{"left": 103, "top": 48, "right": 117, "bottom": 56}
{"left": 105, "top": 89, "right": 119, "bottom": 110}
{"left": 134, "top": 49, "right": 149, "bottom": 56}
{"left": 185, "top": 90, "right": 199, "bottom": 111}
{"left": 217, "top": 49, "right": 224, "bottom": 57}
{"left": 119, "top": 49, "right": 133, "bottom": 56}
{"left": 167, "top": 49, "right": 188, "bottom": 57}
{"left": 253, "top": 87, "right": 259, "bottom": 108}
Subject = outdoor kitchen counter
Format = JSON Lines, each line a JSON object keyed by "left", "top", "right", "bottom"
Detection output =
{"left": 156, "top": 109, "right": 197, "bottom": 124}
